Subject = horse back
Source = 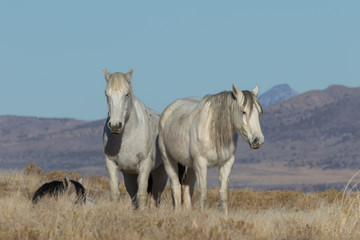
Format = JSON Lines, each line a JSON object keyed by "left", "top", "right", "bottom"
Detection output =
{"left": 159, "top": 97, "right": 200, "bottom": 130}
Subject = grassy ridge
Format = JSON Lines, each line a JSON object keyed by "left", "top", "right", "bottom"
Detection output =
{"left": 0, "top": 163, "right": 359, "bottom": 240}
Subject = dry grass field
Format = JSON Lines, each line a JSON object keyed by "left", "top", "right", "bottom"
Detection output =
{"left": 1, "top": 163, "right": 360, "bottom": 240}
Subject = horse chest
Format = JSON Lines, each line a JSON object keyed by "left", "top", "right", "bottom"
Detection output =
{"left": 104, "top": 130, "right": 152, "bottom": 173}
{"left": 206, "top": 154, "right": 232, "bottom": 167}
{"left": 117, "top": 140, "right": 149, "bottom": 167}
{"left": 196, "top": 139, "right": 236, "bottom": 167}
{"left": 108, "top": 150, "right": 149, "bottom": 175}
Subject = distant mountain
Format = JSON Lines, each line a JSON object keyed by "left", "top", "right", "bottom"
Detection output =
{"left": 235, "top": 85, "right": 360, "bottom": 170}
{"left": 0, "top": 116, "right": 106, "bottom": 174}
{"left": 1, "top": 85, "right": 359, "bottom": 190}
{"left": 259, "top": 84, "right": 298, "bottom": 107}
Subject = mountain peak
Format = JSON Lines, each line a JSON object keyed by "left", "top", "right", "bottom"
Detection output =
{"left": 259, "top": 84, "right": 298, "bottom": 107}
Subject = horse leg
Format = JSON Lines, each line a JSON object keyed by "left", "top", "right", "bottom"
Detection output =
{"left": 123, "top": 173, "right": 139, "bottom": 209}
{"left": 194, "top": 158, "right": 208, "bottom": 211}
{"left": 105, "top": 156, "right": 120, "bottom": 201}
{"left": 149, "top": 164, "right": 167, "bottom": 207}
{"left": 182, "top": 167, "right": 196, "bottom": 210}
{"left": 218, "top": 156, "right": 235, "bottom": 216}
{"left": 162, "top": 154, "right": 181, "bottom": 209}
{"left": 137, "top": 158, "right": 152, "bottom": 210}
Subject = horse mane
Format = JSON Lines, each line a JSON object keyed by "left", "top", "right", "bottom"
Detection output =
{"left": 200, "top": 91, "right": 236, "bottom": 156}
{"left": 199, "top": 90, "right": 262, "bottom": 156}
{"left": 241, "top": 90, "right": 263, "bottom": 118}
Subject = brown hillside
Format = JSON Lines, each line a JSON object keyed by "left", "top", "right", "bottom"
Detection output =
{"left": 1, "top": 85, "right": 359, "bottom": 189}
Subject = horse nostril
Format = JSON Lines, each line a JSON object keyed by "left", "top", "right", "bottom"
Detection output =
{"left": 253, "top": 137, "right": 259, "bottom": 145}
{"left": 119, "top": 122, "right": 122, "bottom": 129}
{"left": 108, "top": 122, "right": 112, "bottom": 129}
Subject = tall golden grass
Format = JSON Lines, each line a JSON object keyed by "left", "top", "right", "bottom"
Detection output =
{"left": 0, "top": 163, "right": 359, "bottom": 240}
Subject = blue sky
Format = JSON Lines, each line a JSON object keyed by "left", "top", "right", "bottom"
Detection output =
{"left": 1, "top": 1, "right": 359, "bottom": 120}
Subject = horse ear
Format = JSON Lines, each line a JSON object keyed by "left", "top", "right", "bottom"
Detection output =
{"left": 78, "top": 177, "right": 83, "bottom": 184}
{"left": 252, "top": 85, "right": 259, "bottom": 96}
{"left": 232, "top": 84, "right": 244, "bottom": 101}
{"left": 125, "top": 67, "right": 135, "bottom": 82}
{"left": 103, "top": 68, "right": 111, "bottom": 82}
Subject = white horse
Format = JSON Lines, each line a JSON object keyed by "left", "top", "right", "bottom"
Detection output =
{"left": 103, "top": 68, "right": 167, "bottom": 209}
{"left": 158, "top": 84, "right": 264, "bottom": 214}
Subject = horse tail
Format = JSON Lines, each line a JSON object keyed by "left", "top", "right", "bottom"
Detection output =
{"left": 147, "top": 174, "right": 153, "bottom": 194}
{"left": 178, "top": 163, "right": 187, "bottom": 184}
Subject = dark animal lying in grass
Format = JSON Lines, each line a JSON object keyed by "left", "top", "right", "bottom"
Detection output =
{"left": 32, "top": 177, "right": 86, "bottom": 204}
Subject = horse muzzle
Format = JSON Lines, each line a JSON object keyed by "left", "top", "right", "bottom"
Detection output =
{"left": 108, "top": 121, "right": 123, "bottom": 134}
{"left": 249, "top": 137, "right": 263, "bottom": 149}
{"left": 250, "top": 144, "right": 261, "bottom": 149}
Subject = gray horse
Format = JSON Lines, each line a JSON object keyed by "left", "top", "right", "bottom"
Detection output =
{"left": 103, "top": 68, "right": 167, "bottom": 209}
{"left": 159, "top": 85, "right": 264, "bottom": 215}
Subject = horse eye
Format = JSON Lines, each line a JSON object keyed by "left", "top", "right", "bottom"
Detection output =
{"left": 125, "top": 93, "right": 130, "bottom": 97}
{"left": 242, "top": 111, "right": 247, "bottom": 115}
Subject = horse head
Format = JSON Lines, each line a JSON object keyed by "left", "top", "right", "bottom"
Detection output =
{"left": 103, "top": 68, "right": 135, "bottom": 134}
{"left": 232, "top": 84, "right": 264, "bottom": 149}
